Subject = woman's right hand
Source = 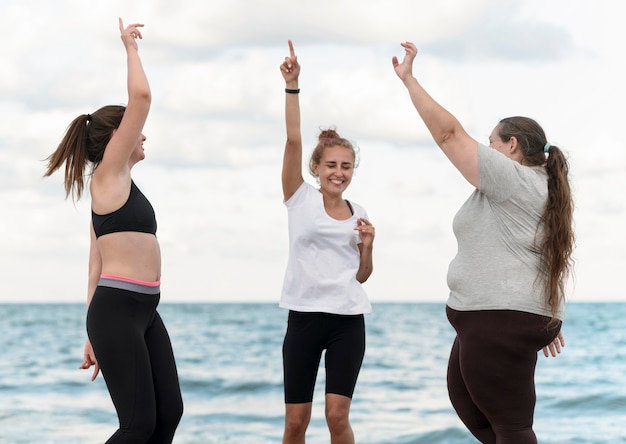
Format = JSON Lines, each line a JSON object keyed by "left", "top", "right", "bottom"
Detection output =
{"left": 118, "top": 17, "right": 144, "bottom": 51}
{"left": 79, "top": 339, "right": 100, "bottom": 381}
{"left": 392, "top": 41, "right": 418, "bottom": 83}
{"left": 280, "top": 40, "right": 300, "bottom": 84}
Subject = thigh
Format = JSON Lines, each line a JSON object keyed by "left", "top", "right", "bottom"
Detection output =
{"left": 447, "top": 307, "right": 498, "bottom": 442}
{"left": 145, "top": 312, "right": 183, "bottom": 441}
{"left": 145, "top": 312, "right": 183, "bottom": 409}
{"left": 282, "top": 311, "right": 325, "bottom": 404}
{"left": 87, "top": 287, "right": 157, "bottom": 427}
{"left": 87, "top": 287, "right": 153, "bottom": 376}
{"left": 451, "top": 309, "right": 558, "bottom": 432}
{"left": 324, "top": 314, "right": 365, "bottom": 399}
{"left": 447, "top": 336, "right": 493, "bottom": 435}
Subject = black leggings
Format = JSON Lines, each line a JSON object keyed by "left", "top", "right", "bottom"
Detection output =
{"left": 446, "top": 306, "right": 561, "bottom": 444}
{"left": 282, "top": 311, "right": 366, "bottom": 403}
{"left": 87, "top": 278, "right": 183, "bottom": 443}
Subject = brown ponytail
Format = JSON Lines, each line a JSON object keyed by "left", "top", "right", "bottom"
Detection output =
{"left": 497, "top": 117, "right": 575, "bottom": 320}
{"left": 44, "top": 105, "right": 125, "bottom": 200}
{"left": 541, "top": 144, "right": 575, "bottom": 319}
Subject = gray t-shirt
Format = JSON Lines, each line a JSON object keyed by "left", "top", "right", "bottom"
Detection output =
{"left": 446, "top": 143, "right": 564, "bottom": 319}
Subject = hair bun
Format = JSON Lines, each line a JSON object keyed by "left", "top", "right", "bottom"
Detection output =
{"left": 319, "top": 129, "right": 340, "bottom": 140}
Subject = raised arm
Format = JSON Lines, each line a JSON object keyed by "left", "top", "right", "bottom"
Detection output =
{"left": 96, "top": 18, "right": 151, "bottom": 178}
{"left": 392, "top": 42, "right": 479, "bottom": 187}
{"left": 280, "top": 40, "right": 304, "bottom": 201}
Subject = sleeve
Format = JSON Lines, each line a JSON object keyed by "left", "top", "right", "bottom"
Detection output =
{"left": 477, "top": 143, "right": 524, "bottom": 203}
{"left": 284, "top": 181, "right": 310, "bottom": 208}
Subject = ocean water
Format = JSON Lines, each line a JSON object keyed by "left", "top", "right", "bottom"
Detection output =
{"left": 0, "top": 302, "right": 624, "bottom": 444}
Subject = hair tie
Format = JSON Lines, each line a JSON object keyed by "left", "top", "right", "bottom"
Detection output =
{"left": 543, "top": 142, "right": 551, "bottom": 153}
{"left": 86, "top": 113, "right": 92, "bottom": 122}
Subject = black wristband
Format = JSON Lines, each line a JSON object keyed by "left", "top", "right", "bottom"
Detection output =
{"left": 285, "top": 88, "right": 300, "bottom": 94}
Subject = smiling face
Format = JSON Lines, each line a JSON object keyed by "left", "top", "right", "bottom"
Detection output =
{"left": 312, "top": 145, "right": 355, "bottom": 197}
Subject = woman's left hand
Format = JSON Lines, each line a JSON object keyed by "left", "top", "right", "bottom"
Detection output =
{"left": 355, "top": 218, "right": 375, "bottom": 248}
{"left": 542, "top": 331, "right": 565, "bottom": 357}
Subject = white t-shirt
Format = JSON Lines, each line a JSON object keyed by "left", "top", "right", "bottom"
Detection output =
{"left": 446, "top": 143, "right": 564, "bottom": 319}
{"left": 279, "top": 182, "right": 372, "bottom": 315}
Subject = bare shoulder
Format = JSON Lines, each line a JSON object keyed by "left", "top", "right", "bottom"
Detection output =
{"left": 90, "top": 172, "right": 132, "bottom": 214}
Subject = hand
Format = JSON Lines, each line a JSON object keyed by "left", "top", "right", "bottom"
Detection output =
{"left": 542, "top": 331, "right": 565, "bottom": 357}
{"left": 79, "top": 339, "right": 101, "bottom": 381}
{"left": 280, "top": 39, "right": 300, "bottom": 84}
{"left": 355, "top": 218, "right": 375, "bottom": 248}
{"left": 118, "top": 17, "right": 144, "bottom": 51}
{"left": 392, "top": 42, "right": 418, "bottom": 82}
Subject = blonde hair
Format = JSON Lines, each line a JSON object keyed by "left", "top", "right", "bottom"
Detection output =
{"left": 308, "top": 128, "right": 360, "bottom": 177}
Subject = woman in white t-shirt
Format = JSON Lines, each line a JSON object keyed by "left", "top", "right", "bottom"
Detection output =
{"left": 279, "top": 40, "right": 375, "bottom": 444}
{"left": 392, "top": 42, "right": 575, "bottom": 443}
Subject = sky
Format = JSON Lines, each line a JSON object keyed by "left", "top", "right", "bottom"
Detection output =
{"left": 0, "top": 0, "right": 624, "bottom": 304}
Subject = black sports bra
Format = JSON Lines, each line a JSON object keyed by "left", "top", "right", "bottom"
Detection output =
{"left": 92, "top": 181, "right": 157, "bottom": 238}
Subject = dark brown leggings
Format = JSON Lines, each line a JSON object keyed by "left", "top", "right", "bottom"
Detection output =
{"left": 446, "top": 306, "right": 561, "bottom": 444}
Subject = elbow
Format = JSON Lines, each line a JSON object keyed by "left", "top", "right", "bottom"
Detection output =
{"left": 88, "top": 267, "right": 101, "bottom": 285}
{"left": 88, "top": 259, "right": 102, "bottom": 286}
{"left": 357, "top": 267, "right": 373, "bottom": 284}
{"left": 435, "top": 128, "right": 457, "bottom": 148}
{"left": 286, "top": 133, "right": 302, "bottom": 146}
{"left": 139, "top": 89, "right": 152, "bottom": 105}
{"left": 130, "top": 87, "right": 152, "bottom": 106}
{"left": 88, "top": 274, "right": 100, "bottom": 293}
{"left": 433, "top": 116, "right": 465, "bottom": 148}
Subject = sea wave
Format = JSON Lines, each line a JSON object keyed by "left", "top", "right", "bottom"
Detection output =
{"left": 0, "top": 302, "right": 624, "bottom": 443}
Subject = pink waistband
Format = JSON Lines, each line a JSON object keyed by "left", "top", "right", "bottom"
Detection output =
{"left": 100, "top": 274, "right": 161, "bottom": 287}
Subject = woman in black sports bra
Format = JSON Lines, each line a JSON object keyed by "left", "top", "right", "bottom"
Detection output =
{"left": 45, "top": 19, "right": 183, "bottom": 443}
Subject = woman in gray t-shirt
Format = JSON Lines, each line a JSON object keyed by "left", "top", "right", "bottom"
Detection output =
{"left": 393, "top": 42, "right": 575, "bottom": 443}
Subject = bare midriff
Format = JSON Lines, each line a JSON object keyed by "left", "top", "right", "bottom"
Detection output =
{"left": 98, "top": 232, "right": 161, "bottom": 282}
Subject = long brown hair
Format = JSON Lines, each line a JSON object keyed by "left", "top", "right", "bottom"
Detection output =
{"left": 497, "top": 116, "right": 575, "bottom": 319}
{"left": 44, "top": 105, "right": 125, "bottom": 200}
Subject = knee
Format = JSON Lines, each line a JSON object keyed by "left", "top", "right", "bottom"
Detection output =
{"left": 284, "top": 413, "right": 310, "bottom": 439}
{"left": 158, "top": 397, "right": 184, "bottom": 433}
{"left": 325, "top": 406, "right": 350, "bottom": 435}
{"left": 127, "top": 414, "right": 157, "bottom": 442}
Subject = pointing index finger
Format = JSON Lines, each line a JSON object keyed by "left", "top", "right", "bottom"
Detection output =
{"left": 288, "top": 39, "right": 295, "bottom": 58}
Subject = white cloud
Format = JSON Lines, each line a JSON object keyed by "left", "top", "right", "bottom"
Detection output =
{"left": 0, "top": 0, "right": 624, "bottom": 303}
